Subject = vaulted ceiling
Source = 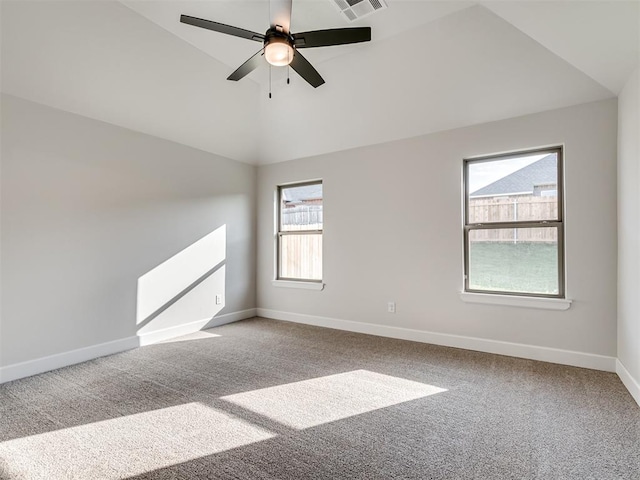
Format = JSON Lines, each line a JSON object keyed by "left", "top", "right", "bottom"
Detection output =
{"left": 2, "top": 1, "right": 638, "bottom": 164}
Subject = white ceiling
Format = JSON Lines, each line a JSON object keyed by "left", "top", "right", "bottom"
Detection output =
{"left": 122, "top": 0, "right": 475, "bottom": 74}
{"left": 484, "top": 0, "right": 640, "bottom": 94}
{"left": 2, "top": 1, "right": 638, "bottom": 164}
{"left": 1, "top": 0, "right": 260, "bottom": 163}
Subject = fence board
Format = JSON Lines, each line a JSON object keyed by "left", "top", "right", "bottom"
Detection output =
{"left": 469, "top": 196, "right": 558, "bottom": 242}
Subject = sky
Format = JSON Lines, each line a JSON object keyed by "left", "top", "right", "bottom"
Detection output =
{"left": 468, "top": 154, "right": 547, "bottom": 193}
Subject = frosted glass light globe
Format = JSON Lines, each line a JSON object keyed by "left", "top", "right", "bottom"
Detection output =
{"left": 265, "top": 39, "right": 294, "bottom": 66}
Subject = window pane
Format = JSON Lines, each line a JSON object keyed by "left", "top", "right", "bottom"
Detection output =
{"left": 468, "top": 152, "right": 558, "bottom": 223}
{"left": 279, "top": 234, "right": 322, "bottom": 280}
{"left": 468, "top": 228, "right": 559, "bottom": 295}
{"left": 280, "top": 183, "right": 323, "bottom": 232}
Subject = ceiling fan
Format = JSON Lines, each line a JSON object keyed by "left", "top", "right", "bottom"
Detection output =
{"left": 180, "top": 0, "right": 371, "bottom": 88}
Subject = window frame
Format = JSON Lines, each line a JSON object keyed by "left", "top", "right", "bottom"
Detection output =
{"left": 463, "top": 146, "right": 565, "bottom": 299}
{"left": 276, "top": 180, "right": 323, "bottom": 283}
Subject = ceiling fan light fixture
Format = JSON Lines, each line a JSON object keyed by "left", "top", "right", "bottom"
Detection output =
{"left": 180, "top": 11, "right": 371, "bottom": 88}
{"left": 264, "top": 38, "right": 294, "bottom": 66}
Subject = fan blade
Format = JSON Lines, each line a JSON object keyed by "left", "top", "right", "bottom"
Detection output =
{"left": 180, "top": 15, "right": 264, "bottom": 42}
{"left": 227, "top": 50, "right": 264, "bottom": 81}
{"left": 270, "top": 0, "right": 292, "bottom": 32}
{"left": 289, "top": 51, "right": 325, "bottom": 88}
{"left": 294, "top": 27, "right": 371, "bottom": 48}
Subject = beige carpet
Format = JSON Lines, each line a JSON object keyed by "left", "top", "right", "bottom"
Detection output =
{"left": 0, "top": 317, "right": 638, "bottom": 479}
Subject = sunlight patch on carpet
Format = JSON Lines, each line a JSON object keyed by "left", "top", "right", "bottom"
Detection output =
{"left": 158, "top": 329, "right": 222, "bottom": 344}
{"left": 220, "top": 369, "right": 447, "bottom": 429}
{"left": 0, "top": 402, "right": 274, "bottom": 479}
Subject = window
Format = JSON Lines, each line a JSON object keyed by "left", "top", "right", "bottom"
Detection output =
{"left": 464, "top": 147, "right": 564, "bottom": 298}
{"left": 277, "top": 181, "right": 323, "bottom": 282}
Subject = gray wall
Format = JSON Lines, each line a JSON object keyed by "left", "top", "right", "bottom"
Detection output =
{"left": 0, "top": 92, "right": 624, "bottom": 376}
{"left": 0, "top": 95, "right": 256, "bottom": 366}
{"left": 617, "top": 67, "right": 640, "bottom": 384}
{"left": 257, "top": 99, "right": 618, "bottom": 357}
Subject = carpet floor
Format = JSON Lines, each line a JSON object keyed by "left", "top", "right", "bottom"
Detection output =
{"left": 0, "top": 317, "right": 638, "bottom": 479}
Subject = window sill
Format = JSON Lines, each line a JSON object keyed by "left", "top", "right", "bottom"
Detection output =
{"left": 272, "top": 280, "right": 324, "bottom": 291}
{"left": 459, "top": 292, "right": 571, "bottom": 310}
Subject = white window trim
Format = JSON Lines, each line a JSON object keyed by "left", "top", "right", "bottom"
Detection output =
{"left": 272, "top": 280, "right": 324, "bottom": 291}
{"left": 459, "top": 292, "right": 571, "bottom": 310}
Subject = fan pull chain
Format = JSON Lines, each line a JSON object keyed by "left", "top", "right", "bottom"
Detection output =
{"left": 268, "top": 0, "right": 272, "bottom": 98}
{"left": 287, "top": 66, "right": 290, "bottom": 85}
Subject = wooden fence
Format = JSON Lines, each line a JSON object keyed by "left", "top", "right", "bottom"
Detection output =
{"left": 280, "top": 204, "right": 323, "bottom": 279}
{"left": 469, "top": 196, "right": 558, "bottom": 243}
{"left": 280, "top": 234, "right": 322, "bottom": 280}
{"left": 282, "top": 205, "right": 323, "bottom": 231}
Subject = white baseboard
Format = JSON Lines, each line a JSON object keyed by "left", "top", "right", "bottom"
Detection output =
{"left": 205, "top": 308, "right": 257, "bottom": 327}
{"left": 0, "top": 308, "right": 257, "bottom": 384}
{"left": 0, "top": 336, "right": 139, "bottom": 384}
{"left": 616, "top": 359, "right": 640, "bottom": 407}
{"left": 137, "top": 308, "right": 257, "bottom": 346}
{"left": 256, "top": 308, "right": 617, "bottom": 372}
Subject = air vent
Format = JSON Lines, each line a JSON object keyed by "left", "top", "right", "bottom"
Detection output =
{"left": 331, "top": 0, "right": 387, "bottom": 22}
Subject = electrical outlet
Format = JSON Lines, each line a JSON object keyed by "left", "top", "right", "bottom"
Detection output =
{"left": 215, "top": 294, "right": 223, "bottom": 305}
{"left": 387, "top": 301, "right": 396, "bottom": 313}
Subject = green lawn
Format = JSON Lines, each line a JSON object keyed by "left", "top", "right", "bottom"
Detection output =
{"left": 469, "top": 242, "right": 558, "bottom": 295}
